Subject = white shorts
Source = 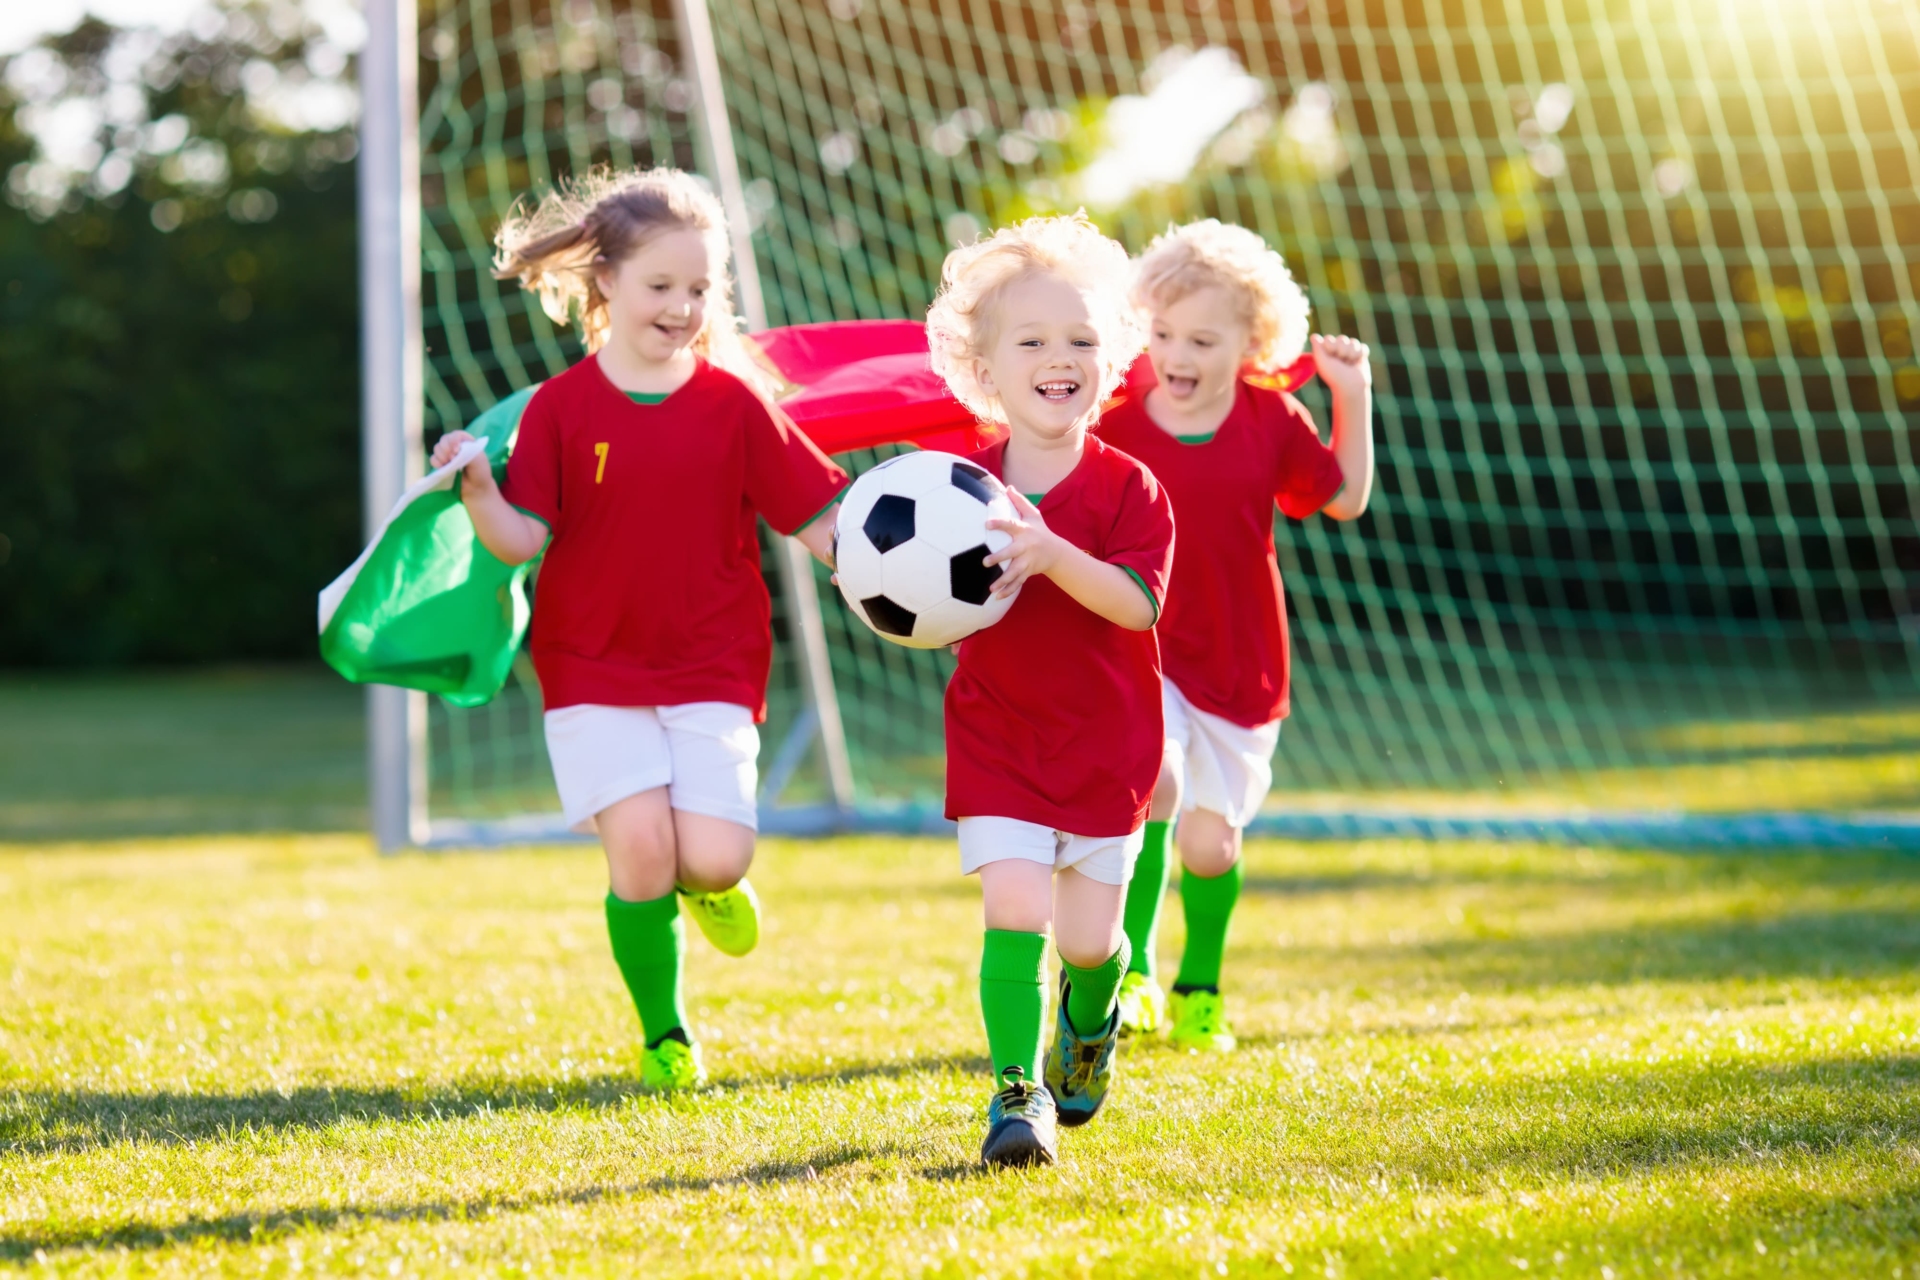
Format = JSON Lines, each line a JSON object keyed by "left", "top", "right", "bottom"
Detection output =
{"left": 1163, "top": 678, "right": 1282, "bottom": 829}
{"left": 543, "top": 702, "right": 759, "bottom": 834}
{"left": 956, "top": 816, "right": 1146, "bottom": 887}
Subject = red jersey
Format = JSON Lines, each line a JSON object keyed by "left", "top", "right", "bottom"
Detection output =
{"left": 501, "top": 355, "right": 846, "bottom": 717}
{"left": 1098, "top": 380, "right": 1344, "bottom": 728}
{"left": 944, "top": 435, "right": 1175, "bottom": 836}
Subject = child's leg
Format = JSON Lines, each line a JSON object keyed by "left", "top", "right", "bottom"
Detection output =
{"left": 660, "top": 703, "right": 763, "bottom": 956}
{"left": 1173, "top": 811, "right": 1243, "bottom": 993}
{"left": 598, "top": 787, "right": 691, "bottom": 1047}
{"left": 1121, "top": 746, "right": 1180, "bottom": 981}
{"left": 976, "top": 856, "right": 1054, "bottom": 1085}
{"left": 1054, "top": 866, "right": 1130, "bottom": 1035}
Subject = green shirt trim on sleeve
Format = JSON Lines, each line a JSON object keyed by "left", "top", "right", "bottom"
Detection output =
{"left": 792, "top": 487, "right": 846, "bottom": 536}
{"left": 1120, "top": 565, "right": 1160, "bottom": 625}
{"left": 509, "top": 503, "right": 552, "bottom": 531}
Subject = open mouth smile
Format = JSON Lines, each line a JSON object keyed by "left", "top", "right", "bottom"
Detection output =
{"left": 1034, "top": 380, "right": 1080, "bottom": 402}
{"left": 1164, "top": 374, "right": 1199, "bottom": 396}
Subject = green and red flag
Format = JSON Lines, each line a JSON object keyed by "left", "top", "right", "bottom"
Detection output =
{"left": 319, "top": 321, "right": 984, "bottom": 705}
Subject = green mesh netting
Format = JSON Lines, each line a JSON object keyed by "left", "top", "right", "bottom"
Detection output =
{"left": 417, "top": 0, "right": 1919, "bottom": 828}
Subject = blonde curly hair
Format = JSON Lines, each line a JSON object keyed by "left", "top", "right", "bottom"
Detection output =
{"left": 927, "top": 213, "right": 1145, "bottom": 424}
{"left": 1131, "top": 220, "right": 1311, "bottom": 374}
{"left": 492, "top": 166, "right": 769, "bottom": 391}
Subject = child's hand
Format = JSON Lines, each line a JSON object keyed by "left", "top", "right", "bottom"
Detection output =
{"left": 1310, "top": 333, "right": 1372, "bottom": 397}
{"left": 983, "top": 491, "right": 1062, "bottom": 597}
{"left": 429, "top": 430, "right": 495, "bottom": 494}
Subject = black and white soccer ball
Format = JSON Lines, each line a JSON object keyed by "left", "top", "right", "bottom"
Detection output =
{"left": 832, "top": 450, "right": 1020, "bottom": 649}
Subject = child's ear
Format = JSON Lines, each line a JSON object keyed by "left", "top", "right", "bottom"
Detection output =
{"left": 593, "top": 260, "right": 619, "bottom": 302}
{"left": 974, "top": 358, "right": 998, "bottom": 400}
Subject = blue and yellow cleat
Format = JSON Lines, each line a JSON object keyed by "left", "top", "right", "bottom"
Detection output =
{"left": 980, "top": 1067, "right": 1058, "bottom": 1168}
{"left": 1044, "top": 976, "right": 1121, "bottom": 1127}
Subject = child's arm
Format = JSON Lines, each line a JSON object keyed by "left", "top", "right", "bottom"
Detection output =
{"left": 429, "top": 431, "right": 549, "bottom": 566}
{"left": 985, "top": 492, "right": 1156, "bottom": 631}
{"left": 792, "top": 506, "right": 839, "bottom": 568}
{"left": 1310, "top": 333, "right": 1375, "bottom": 521}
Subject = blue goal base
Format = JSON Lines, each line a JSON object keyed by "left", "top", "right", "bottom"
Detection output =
{"left": 422, "top": 804, "right": 1920, "bottom": 852}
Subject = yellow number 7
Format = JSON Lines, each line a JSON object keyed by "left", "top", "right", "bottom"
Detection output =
{"left": 594, "top": 441, "right": 609, "bottom": 484}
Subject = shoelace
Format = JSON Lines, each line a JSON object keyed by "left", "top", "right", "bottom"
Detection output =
{"left": 996, "top": 1068, "right": 1036, "bottom": 1113}
{"left": 1065, "top": 1039, "right": 1106, "bottom": 1092}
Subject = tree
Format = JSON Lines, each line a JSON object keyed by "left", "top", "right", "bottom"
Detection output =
{"left": 0, "top": 1, "right": 362, "bottom": 665}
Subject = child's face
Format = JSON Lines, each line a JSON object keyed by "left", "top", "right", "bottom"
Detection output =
{"left": 974, "top": 272, "right": 1104, "bottom": 441}
{"left": 598, "top": 227, "right": 714, "bottom": 363}
{"left": 1146, "top": 283, "right": 1256, "bottom": 409}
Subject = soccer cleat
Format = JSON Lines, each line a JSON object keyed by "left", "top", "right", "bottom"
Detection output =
{"left": 1116, "top": 970, "right": 1168, "bottom": 1038}
{"left": 1167, "top": 989, "right": 1237, "bottom": 1054}
{"left": 980, "top": 1067, "right": 1058, "bottom": 1169}
{"left": 679, "top": 880, "right": 760, "bottom": 957}
{"left": 641, "top": 1036, "right": 707, "bottom": 1092}
{"left": 1044, "top": 978, "right": 1122, "bottom": 1127}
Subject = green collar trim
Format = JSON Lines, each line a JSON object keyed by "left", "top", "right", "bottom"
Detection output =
{"left": 625, "top": 391, "right": 670, "bottom": 405}
{"left": 1173, "top": 430, "right": 1216, "bottom": 445}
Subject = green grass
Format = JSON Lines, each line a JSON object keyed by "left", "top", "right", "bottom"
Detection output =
{"left": 4, "top": 833, "right": 1918, "bottom": 1277}
{"left": 0, "top": 667, "right": 364, "bottom": 841}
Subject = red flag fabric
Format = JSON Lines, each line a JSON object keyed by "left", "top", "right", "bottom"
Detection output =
{"left": 749, "top": 320, "right": 1316, "bottom": 456}
{"left": 747, "top": 320, "right": 1001, "bottom": 456}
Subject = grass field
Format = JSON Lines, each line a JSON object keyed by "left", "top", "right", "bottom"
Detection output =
{"left": 5, "top": 832, "right": 1919, "bottom": 1277}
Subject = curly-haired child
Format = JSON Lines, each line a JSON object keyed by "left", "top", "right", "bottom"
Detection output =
{"left": 429, "top": 168, "right": 845, "bottom": 1092}
{"left": 925, "top": 214, "right": 1175, "bottom": 1167}
{"left": 1099, "top": 219, "right": 1374, "bottom": 1053}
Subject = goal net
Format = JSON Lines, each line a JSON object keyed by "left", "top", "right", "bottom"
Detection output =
{"left": 410, "top": 0, "right": 1920, "bottom": 845}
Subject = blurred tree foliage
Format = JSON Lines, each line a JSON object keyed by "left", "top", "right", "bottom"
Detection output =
{"left": 0, "top": 4, "right": 361, "bottom": 665}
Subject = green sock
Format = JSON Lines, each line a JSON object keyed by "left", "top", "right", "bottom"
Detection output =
{"left": 1122, "top": 820, "right": 1173, "bottom": 977}
{"left": 1060, "top": 936, "right": 1132, "bottom": 1037}
{"left": 604, "top": 891, "right": 687, "bottom": 1046}
{"left": 979, "top": 929, "right": 1047, "bottom": 1085}
{"left": 1174, "top": 859, "right": 1244, "bottom": 993}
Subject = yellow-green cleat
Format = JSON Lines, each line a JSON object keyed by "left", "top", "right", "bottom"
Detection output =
{"left": 679, "top": 880, "right": 760, "bottom": 957}
{"left": 641, "top": 1036, "right": 707, "bottom": 1093}
{"left": 1116, "top": 970, "right": 1167, "bottom": 1038}
{"left": 1167, "top": 989, "right": 1237, "bottom": 1054}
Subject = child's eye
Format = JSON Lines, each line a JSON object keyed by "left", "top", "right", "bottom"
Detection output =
{"left": 1193, "top": 338, "right": 1213, "bottom": 348}
{"left": 1019, "top": 338, "right": 1043, "bottom": 347}
{"left": 1072, "top": 338, "right": 1095, "bottom": 348}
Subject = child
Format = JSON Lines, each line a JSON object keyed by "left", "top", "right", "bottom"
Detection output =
{"left": 926, "top": 214, "right": 1175, "bottom": 1167}
{"left": 1098, "top": 220, "right": 1374, "bottom": 1052}
{"left": 428, "top": 168, "right": 845, "bottom": 1092}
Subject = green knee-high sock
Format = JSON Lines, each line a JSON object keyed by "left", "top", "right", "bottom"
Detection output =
{"left": 605, "top": 891, "right": 688, "bottom": 1047}
{"left": 1121, "top": 820, "right": 1172, "bottom": 977}
{"left": 1174, "top": 860, "right": 1244, "bottom": 993}
{"left": 1061, "top": 936, "right": 1132, "bottom": 1037}
{"left": 980, "top": 929, "right": 1047, "bottom": 1085}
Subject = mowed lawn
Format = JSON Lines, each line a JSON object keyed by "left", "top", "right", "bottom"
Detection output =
{"left": 4, "top": 833, "right": 1919, "bottom": 1277}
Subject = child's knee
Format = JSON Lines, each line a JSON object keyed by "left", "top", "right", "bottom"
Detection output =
{"left": 673, "top": 812, "right": 755, "bottom": 892}
{"left": 1178, "top": 812, "right": 1241, "bottom": 878}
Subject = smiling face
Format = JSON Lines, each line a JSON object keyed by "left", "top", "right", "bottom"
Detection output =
{"left": 973, "top": 271, "right": 1105, "bottom": 442}
{"left": 595, "top": 226, "right": 716, "bottom": 365}
{"left": 1145, "top": 282, "right": 1258, "bottom": 417}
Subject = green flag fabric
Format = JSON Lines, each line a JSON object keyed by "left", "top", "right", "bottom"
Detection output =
{"left": 318, "top": 387, "right": 543, "bottom": 708}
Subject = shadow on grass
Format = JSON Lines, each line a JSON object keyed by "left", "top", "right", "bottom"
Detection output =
{"left": 1237, "top": 902, "right": 1920, "bottom": 989}
{"left": 0, "top": 1143, "right": 886, "bottom": 1259}
{"left": 1, "top": 1054, "right": 985, "bottom": 1157}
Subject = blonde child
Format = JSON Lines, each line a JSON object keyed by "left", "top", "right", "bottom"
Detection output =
{"left": 429, "top": 168, "right": 845, "bottom": 1091}
{"left": 926, "top": 214, "right": 1175, "bottom": 1167}
{"left": 1099, "top": 220, "right": 1374, "bottom": 1052}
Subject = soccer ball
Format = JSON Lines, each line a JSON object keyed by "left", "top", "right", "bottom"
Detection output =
{"left": 832, "top": 450, "right": 1020, "bottom": 649}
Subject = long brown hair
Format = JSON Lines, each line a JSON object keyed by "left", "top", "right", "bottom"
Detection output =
{"left": 492, "top": 166, "right": 767, "bottom": 388}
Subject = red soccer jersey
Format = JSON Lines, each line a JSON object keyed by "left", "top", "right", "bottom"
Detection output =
{"left": 1098, "top": 380, "right": 1345, "bottom": 728}
{"left": 944, "top": 435, "right": 1176, "bottom": 836}
{"left": 501, "top": 355, "right": 846, "bottom": 717}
